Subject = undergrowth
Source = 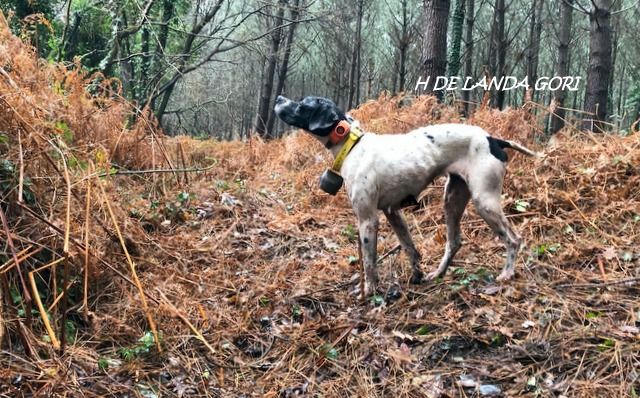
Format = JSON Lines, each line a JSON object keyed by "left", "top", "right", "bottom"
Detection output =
{"left": 0, "top": 12, "right": 639, "bottom": 398}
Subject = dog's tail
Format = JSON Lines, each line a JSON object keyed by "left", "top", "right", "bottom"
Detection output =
{"left": 495, "top": 138, "right": 539, "bottom": 157}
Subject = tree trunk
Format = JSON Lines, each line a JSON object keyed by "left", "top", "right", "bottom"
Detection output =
{"left": 392, "top": 0, "right": 411, "bottom": 94}
{"left": 583, "top": 0, "right": 612, "bottom": 132}
{"left": 493, "top": 0, "right": 506, "bottom": 109}
{"left": 550, "top": 0, "right": 573, "bottom": 134}
{"left": 447, "top": 0, "right": 465, "bottom": 77}
{"left": 255, "top": 0, "right": 288, "bottom": 138}
{"left": 461, "top": 0, "right": 474, "bottom": 115}
{"left": 63, "top": 12, "right": 82, "bottom": 59}
{"left": 607, "top": 0, "right": 621, "bottom": 116}
{"left": 526, "top": 0, "right": 543, "bottom": 103}
{"left": 419, "top": 0, "right": 451, "bottom": 99}
{"left": 348, "top": 0, "right": 364, "bottom": 110}
{"left": 155, "top": 0, "right": 224, "bottom": 124}
{"left": 117, "top": 12, "right": 134, "bottom": 99}
{"left": 267, "top": 0, "right": 302, "bottom": 136}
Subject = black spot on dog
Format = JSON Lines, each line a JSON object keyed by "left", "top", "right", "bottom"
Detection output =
{"left": 425, "top": 134, "right": 435, "bottom": 143}
{"left": 363, "top": 237, "right": 369, "bottom": 244}
{"left": 487, "top": 136, "right": 509, "bottom": 162}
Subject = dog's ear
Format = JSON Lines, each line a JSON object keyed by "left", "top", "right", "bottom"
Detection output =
{"left": 307, "top": 98, "right": 345, "bottom": 135}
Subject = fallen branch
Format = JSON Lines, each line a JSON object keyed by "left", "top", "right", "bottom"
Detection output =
{"left": 95, "top": 162, "right": 217, "bottom": 178}
{"left": 555, "top": 277, "right": 640, "bottom": 289}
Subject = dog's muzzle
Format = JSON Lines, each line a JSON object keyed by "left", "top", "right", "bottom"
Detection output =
{"left": 319, "top": 169, "right": 343, "bottom": 195}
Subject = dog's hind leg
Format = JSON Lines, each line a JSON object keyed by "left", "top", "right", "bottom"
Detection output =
{"left": 384, "top": 209, "right": 423, "bottom": 284}
{"left": 425, "top": 174, "right": 471, "bottom": 281}
{"left": 468, "top": 170, "right": 521, "bottom": 281}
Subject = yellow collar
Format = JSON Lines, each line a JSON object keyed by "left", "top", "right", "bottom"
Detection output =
{"left": 332, "top": 126, "right": 363, "bottom": 172}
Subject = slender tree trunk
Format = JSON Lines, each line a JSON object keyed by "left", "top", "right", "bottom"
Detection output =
{"left": 63, "top": 12, "right": 82, "bottom": 58}
{"left": 447, "top": 0, "right": 465, "bottom": 77}
{"left": 493, "top": 0, "right": 506, "bottom": 109}
{"left": 118, "top": 12, "right": 134, "bottom": 99}
{"left": 267, "top": 0, "right": 301, "bottom": 136}
{"left": 550, "top": 0, "right": 573, "bottom": 134}
{"left": 57, "top": 0, "right": 73, "bottom": 61}
{"left": 146, "top": 0, "right": 172, "bottom": 110}
{"left": 155, "top": 0, "right": 224, "bottom": 124}
{"left": 138, "top": 25, "right": 151, "bottom": 105}
{"left": 607, "top": 0, "right": 620, "bottom": 116}
{"left": 526, "top": 0, "right": 543, "bottom": 103}
{"left": 348, "top": 0, "right": 364, "bottom": 109}
{"left": 583, "top": 0, "right": 612, "bottom": 132}
{"left": 461, "top": 0, "right": 474, "bottom": 115}
{"left": 419, "top": 0, "right": 451, "bottom": 99}
{"left": 255, "top": 0, "right": 287, "bottom": 138}
{"left": 393, "top": 0, "right": 410, "bottom": 94}
{"left": 616, "top": 61, "right": 624, "bottom": 119}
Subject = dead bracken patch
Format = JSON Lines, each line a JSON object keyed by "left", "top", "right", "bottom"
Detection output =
{"left": 1, "top": 16, "right": 639, "bottom": 398}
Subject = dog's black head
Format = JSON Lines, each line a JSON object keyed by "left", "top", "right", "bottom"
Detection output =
{"left": 274, "top": 96, "right": 347, "bottom": 136}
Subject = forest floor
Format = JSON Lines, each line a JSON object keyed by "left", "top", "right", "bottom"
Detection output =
{"left": 1, "top": 19, "right": 640, "bottom": 398}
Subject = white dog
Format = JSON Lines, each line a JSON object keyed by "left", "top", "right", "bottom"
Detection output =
{"left": 274, "top": 95, "right": 536, "bottom": 296}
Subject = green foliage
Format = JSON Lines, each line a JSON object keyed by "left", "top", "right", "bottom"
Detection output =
{"left": 598, "top": 338, "right": 616, "bottom": 351}
{"left": 55, "top": 121, "right": 73, "bottom": 143}
{"left": 0, "top": 159, "right": 35, "bottom": 204}
{"left": 415, "top": 325, "right": 430, "bottom": 335}
{"left": 118, "top": 331, "right": 159, "bottom": 361}
{"left": 450, "top": 267, "right": 486, "bottom": 291}
{"left": 341, "top": 224, "right": 357, "bottom": 242}
{"left": 1, "top": 0, "right": 59, "bottom": 57}
{"left": 97, "top": 357, "right": 109, "bottom": 371}
{"left": 291, "top": 304, "right": 302, "bottom": 322}
{"left": 370, "top": 294, "right": 384, "bottom": 306}
{"left": 490, "top": 332, "right": 506, "bottom": 347}
{"left": 64, "top": 0, "right": 112, "bottom": 67}
{"left": 216, "top": 180, "right": 230, "bottom": 191}
{"left": 64, "top": 320, "right": 77, "bottom": 343}
{"left": 585, "top": 311, "right": 600, "bottom": 320}
{"left": 514, "top": 199, "right": 530, "bottom": 213}
{"left": 529, "top": 243, "right": 561, "bottom": 260}
{"left": 319, "top": 343, "right": 339, "bottom": 360}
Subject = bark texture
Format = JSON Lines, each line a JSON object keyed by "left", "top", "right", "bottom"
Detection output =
{"left": 420, "top": 0, "right": 451, "bottom": 99}
{"left": 550, "top": 0, "right": 573, "bottom": 134}
{"left": 583, "top": 0, "right": 612, "bottom": 132}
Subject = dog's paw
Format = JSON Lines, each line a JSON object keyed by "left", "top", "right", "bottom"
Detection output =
{"left": 496, "top": 269, "right": 515, "bottom": 282}
{"left": 409, "top": 271, "right": 423, "bottom": 284}
{"left": 424, "top": 270, "right": 443, "bottom": 282}
{"left": 350, "top": 282, "right": 378, "bottom": 298}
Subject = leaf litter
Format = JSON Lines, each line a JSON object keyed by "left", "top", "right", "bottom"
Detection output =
{"left": 0, "top": 15, "right": 639, "bottom": 398}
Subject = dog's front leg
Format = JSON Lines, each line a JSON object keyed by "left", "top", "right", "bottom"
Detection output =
{"left": 357, "top": 213, "right": 379, "bottom": 296}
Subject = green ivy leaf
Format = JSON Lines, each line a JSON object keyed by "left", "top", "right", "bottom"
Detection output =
{"left": 585, "top": 311, "right": 600, "bottom": 320}
{"left": 514, "top": 199, "right": 530, "bottom": 213}
{"left": 415, "top": 325, "right": 430, "bottom": 336}
{"left": 370, "top": 295, "right": 384, "bottom": 307}
{"left": 320, "top": 343, "right": 338, "bottom": 360}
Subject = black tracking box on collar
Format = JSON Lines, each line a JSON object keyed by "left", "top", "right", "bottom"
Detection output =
{"left": 319, "top": 169, "right": 343, "bottom": 195}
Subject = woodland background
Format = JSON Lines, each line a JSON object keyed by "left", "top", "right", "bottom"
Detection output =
{"left": 2, "top": 0, "right": 639, "bottom": 139}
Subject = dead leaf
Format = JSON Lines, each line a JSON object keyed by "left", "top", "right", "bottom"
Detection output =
{"left": 602, "top": 246, "right": 617, "bottom": 260}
